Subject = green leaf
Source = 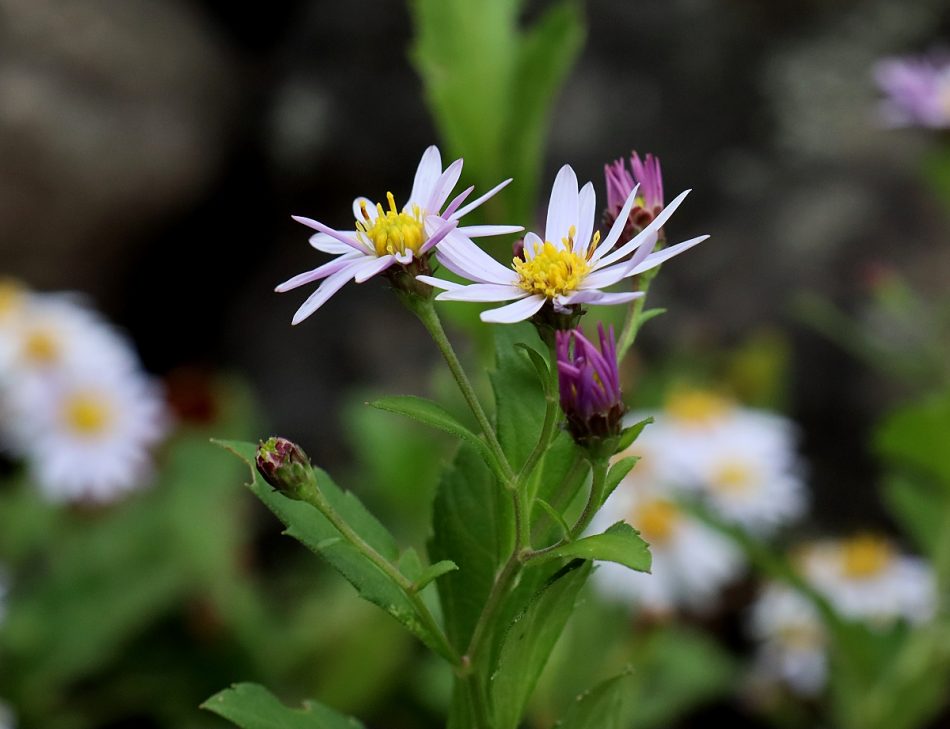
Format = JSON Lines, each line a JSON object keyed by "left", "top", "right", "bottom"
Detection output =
{"left": 369, "top": 395, "right": 493, "bottom": 465}
{"left": 537, "top": 522, "right": 651, "bottom": 573}
{"left": 881, "top": 473, "right": 947, "bottom": 555}
{"left": 636, "top": 307, "right": 667, "bottom": 328}
{"left": 603, "top": 456, "right": 639, "bottom": 503}
{"left": 515, "top": 342, "right": 551, "bottom": 393}
{"left": 615, "top": 417, "right": 653, "bottom": 454}
{"left": 554, "top": 670, "right": 635, "bottom": 729}
{"left": 202, "top": 682, "right": 364, "bottom": 729}
{"left": 411, "top": 560, "right": 459, "bottom": 592}
{"left": 491, "top": 560, "right": 591, "bottom": 729}
{"left": 216, "top": 440, "right": 450, "bottom": 660}
{"left": 875, "top": 389, "right": 950, "bottom": 485}
{"left": 492, "top": 324, "right": 548, "bottom": 468}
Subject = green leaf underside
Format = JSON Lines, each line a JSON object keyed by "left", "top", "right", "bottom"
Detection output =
{"left": 491, "top": 561, "right": 592, "bottom": 729}
{"left": 202, "top": 682, "right": 364, "bottom": 729}
{"left": 540, "top": 522, "right": 651, "bottom": 573}
{"left": 215, "top": 441, "right": 449, "bottom": 659}
{"left": 603, "top": 456, "right": 639, "bottom": 503}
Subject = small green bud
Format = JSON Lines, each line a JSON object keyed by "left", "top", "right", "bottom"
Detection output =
{"left": 256, "top": 437, "right": 314, "bottom": 499}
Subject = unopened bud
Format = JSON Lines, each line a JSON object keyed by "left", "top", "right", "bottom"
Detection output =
{"left": 256, "top": 436, "right": 314, "bottom": 499}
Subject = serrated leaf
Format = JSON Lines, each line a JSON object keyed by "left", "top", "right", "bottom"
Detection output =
{"left": 491, "top": 560, "right": 591, "bottom": 729}
{"left": 554, "top": 670, "right": 635, "bottom": 729}
{"left": 536, "top": 522, "right": 651, "bottom": 573}
{"left": 215, "top": 440, "right": 451, "bottom": 660}
{"left": 202, "top": 682, "right": 364, "bottom": 729}
{"left": 615, "top": 417, "right": 653, "bottom": 453}
{"left": 370, "top": 396, "right": 493, "bottom": 465}
{"left": 603, "top": 456, "right": 639, "bottom": 503}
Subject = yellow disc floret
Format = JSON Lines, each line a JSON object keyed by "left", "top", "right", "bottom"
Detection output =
{"left": 22, "top": 327, "right": 61, "bottom": 365}
{"left": 356, "top": 192, "right": 426, "bottom": 258}
{"left": 633, "top": 498, "right": 680, "bottom": 544}
{"left": 62, "top": 392, "right": 113, "bottom": 437}
{"left": 710, "top": 459, "right": 755, "bottom": 494}
{"left": 514, "top": 226, "right": 590, "bottom": 298}
{"left": 665, "top": 388, "right": 732, "bottom": 426}
{"left": 841, "top": 535, "right": 894, "bottom": 580}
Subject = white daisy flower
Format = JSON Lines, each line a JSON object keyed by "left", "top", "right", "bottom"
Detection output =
{"left": 9, "top": 365, "right": 168, "bottom": 502}
{"left": 590, "top": 480, "right": 743, "bottom": 614}
{"left": 748, "top": 584, "right": 828, "bottom": 696}
{"left": 277, "top": 145, "right": 522, "bottom": 324}
{"left": 800, "top": 536, "right": 936, "bottom": 625}
{"left": 417, "top": 164, "right": 708, "bottom": 323}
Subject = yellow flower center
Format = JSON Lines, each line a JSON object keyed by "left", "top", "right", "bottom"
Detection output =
{"left": 633, "top": 498, "right": 680, "bottom": 544}
{"left": 514, "top": 226, "right": 594, "bottom": 298}
{"left": 0, "top": 280, "right": 25, "bottom": 320}
{"left": 710, "top": 459, "right": 755, "bottom": 494}
{"left": 665, "top": 389, "right": 731, "bottom": 426}
{"left": 62, "top": 392, "right": 113, "bottom": 436}
{"left": 356, "top": 192, "right": 426, "bottom": 258}
{"left": 22, "top": 327, "right": 61, "bottom": 365}
{"left": 841, "top": 535, "right": 894, "bottom": 580}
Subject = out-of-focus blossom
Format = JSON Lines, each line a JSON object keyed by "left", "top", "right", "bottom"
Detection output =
{"left": 873, "top": 53, "right": 950, "bottom": 128}
{"left": 590, "top": 480, "right": 742, "bottom": 614}
{"left": 278, "top": 145, "right": 521, "bottom": 324}
{"left": 748, "top": 584, "right": 827, "bottom": 696}
{"left": 800, "top": 536, "right": 935, "bottom": 625}
{"left": 604, "top": 151, "right": 664, "bottom": 238}
{"left": 0, "top": 700, "right": 13, "bottom": 729}
{"left": 419, "top": 165, "right": 707, "bottom": 324}
{"left": 556, "top": 324, "right": 624, "bottom": 446}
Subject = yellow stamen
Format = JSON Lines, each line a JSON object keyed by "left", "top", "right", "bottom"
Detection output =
{"left": 22, "top": 328, "right": 60, "bottom": 365}
{"left": 355, "top": 191, "right": 426, "bottom": 258}
{"left": 62, "top": 392, "right": 113, "bottom": 436}
{"left": 665, "top": 388, "right": 732, "bottom": 425}
{"left": 587, "top": 231, "right": 601, "bottom": 260}
{"left": 633, "top": 498, "right": 680, "bottom": 544}
{"left": 841, "top": 535, "right": 893, "bottom": 580}
{"left": 513, "top": 231, "right": 590, "bottom": 298}
{"left": 710, "top": 459, "right": 755, "bottom": 494}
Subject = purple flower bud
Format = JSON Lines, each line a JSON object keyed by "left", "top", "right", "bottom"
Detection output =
{"left": 603, "top": 151, "right": 665, "bottom": 240}
{"left": 556, "top": 324, "right": 626, "bottom": 449}
{"left": 256, "top": 436, "right": 314, "bottom": 498}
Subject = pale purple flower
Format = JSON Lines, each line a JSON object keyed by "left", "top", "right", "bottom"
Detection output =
{"left": 417, "top": 164, "right": 708, "bottom": 324}
{"left": 874, "top": 54, "right": 950, "bottom": 129}
{"left": 604, "top": 151, "right": 665, "bottom": 240}
{"left": 277, "top": 146, "right": 521, "bottom": 324}
{"left": 557, "top": 324, "right": 625, "bottom": 443}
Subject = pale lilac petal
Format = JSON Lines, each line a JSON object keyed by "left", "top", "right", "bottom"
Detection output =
{"left": 443, "top": 186, "right": 474, "bottom": 218}
{"left": 579, "top": 261, "right": 636, "bottom": 290}
{"left": 291, "top": 262, "right": 362, "bottom": 325}
{"left": 416, "top": 275, "right": 464, "bottom": 291}
{"left": 628, "top": 235, "right": 709, "bottom": 275}
{"left": 451, "top": 178, "right": 513, "bottom": 221}
{"left": 352, "top": 197, "right": 378, "bottom": 224}
{"left": 420, "top": 217, "right": 460, "bottom": 254}
{"left": 561, "top": 290, "right": 644, "bottom": 306}
{"left": 480, "top": 294, "right": 546, "bottom": 324}
{"left": 409, "top": 146, "right": 443, "bottom": 208}
{"left": 456, "top": 224, "right": 523, "bottom": 238}
{"left": 589, "top": 184, "right": 639, "bottom": 264}
{"left": 574, "top": 182, "right": 597, "bottom": 256}
{"left": 523, "top": 232, "right": 544, "bottom": 260}
{"left": 436, "top": 229, "right": 519, "bottom": 285}
{"left": 309, "top": 232, "right": 360, "bottom": 254}
{"left": 593, "top": 189, "right": 691, "bottom": 269}
{"left": 353, "top": 254, "right": 396, "bottom": 283}
{"left": 292, "top": 216, "right": 370, "bottom": 254}
{"left": 427, "top": 158, "right": 464, "bottom": 214}
{"left": 436, "top": 284, "right": 526, "bottom": 303}
{"left": 276, "top": 253, "right": 363, "bottom": 292}
{"left": 394, "top": 250, "right": 413, "bottom": 264}
{"left": 545, "top": 165, "right": 579, "bottom": 243}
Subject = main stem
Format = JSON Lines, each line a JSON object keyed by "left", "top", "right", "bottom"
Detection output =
{"left": 617, "top": 267, "right": 658, "bottom": 359}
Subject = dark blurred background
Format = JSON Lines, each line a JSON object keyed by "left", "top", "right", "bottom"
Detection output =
{"left": 3, "top": 0, "right": 950, "bottom": 580}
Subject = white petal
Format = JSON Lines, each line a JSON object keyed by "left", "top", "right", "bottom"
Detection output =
{"left": 523, "top": 231, "right": 544, "bottom": 260}
{"left": 628, "top": 235, "right": 709, "bottom": 275}
{"left": 291, "top": 262, "right": 361, "bottom": 324}
{"left": 593, "top": 189, "right": 692, "bottom": 269}
{"left": 292, "top": 216, "right": 369, "bottom": 253}
{"left": 574, "top": 182, "right": 596, "bottom": 256}
{"left": 436, "top": 284, "right": 526, "bottom": 302}
{"left": 416, "top": 275, "right": 463, "bottom": 291}
{"left": 545, "top": 165, "right": 579, "bottom": 243}
{"left": 562, "top": 290, "right": 644, "bottom": 306}
{"left": 276, "top": 252, "right": 363, "bottom": 292}
{"left": 437, "top": 229, "right": 519, "bottom": 285}
{"left": 409, "top": 146, "right": 443, "bottom": 208}
{"left": 451, "top": 178, "right": 513, "bottom": 221}
{"left": 480, "top": 294, "right": 546, "bottom": 324}
{"left": 353, "top": 254, "right": 396, "bottom": 282}
{"left": 579, "top": 261, "right": 635, "bottom": 290}
{"left": 456, "top": 224, "right": 523, "bottom": 238}
{"left": 427, "top": 158, "right": 463, "bottom": 213}
{"left": 394, "top": 250, "right": 413, "bottom": 264}
{"left": 309, "top": 232, "right": 360, "bottom": 254}
{"left": 590, "top": 183, "right": 639, "bottom": 264}
{"left": 352, "top": 197, "right": 378, "bottom": 224}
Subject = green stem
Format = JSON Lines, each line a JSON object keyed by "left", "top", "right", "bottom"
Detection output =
{"left": 411, "top": 298, "right": 515, "bottom": 482}
{"left": 568, "top": 458, "right": 609, "bottom": 540}
{"left": 515, "top": 340, "right": 562, "bottom": 495}
{"left": 617, "top": 268, "right": 658, "bottom": 359}
{"left": 464, "top": 554, "right": 522, "bottom": 666}
{"left": 295, "top": 478, "right": 461, "bottom": 666}
{"left": 464, "top": 673, "right": 493, "bottom": 729}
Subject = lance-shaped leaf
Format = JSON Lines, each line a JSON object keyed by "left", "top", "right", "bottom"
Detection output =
{"left": 554, "top": 670, "right": 636, "bottom": 729}
{"left": 535, "top": 522, "right": 651, "bottom": 573}
{"left": 491, "top": 560, "right": 592, "bottom": 729}
{"left": 603, "top": 456, "right": 639, "bottom": 503}
{"left": 615, "top": 416, "right": 653, "bottom": 454}
{"left": 202, "top": 682, "right": 364, "bottom": 729}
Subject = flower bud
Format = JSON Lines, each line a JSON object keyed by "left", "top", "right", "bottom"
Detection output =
{"left": 556, "top": 324, "right": 626, "bottom": 453}
{"left": 256, "top": 436, "right": 314, "bottom": 499}
{"left": 603, "top": 151, "right": 664, "bottom": 240}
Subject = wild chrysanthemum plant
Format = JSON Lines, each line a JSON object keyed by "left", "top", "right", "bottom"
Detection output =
{"left": 205, "top": 146, "right": 708, "bottom": 729}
